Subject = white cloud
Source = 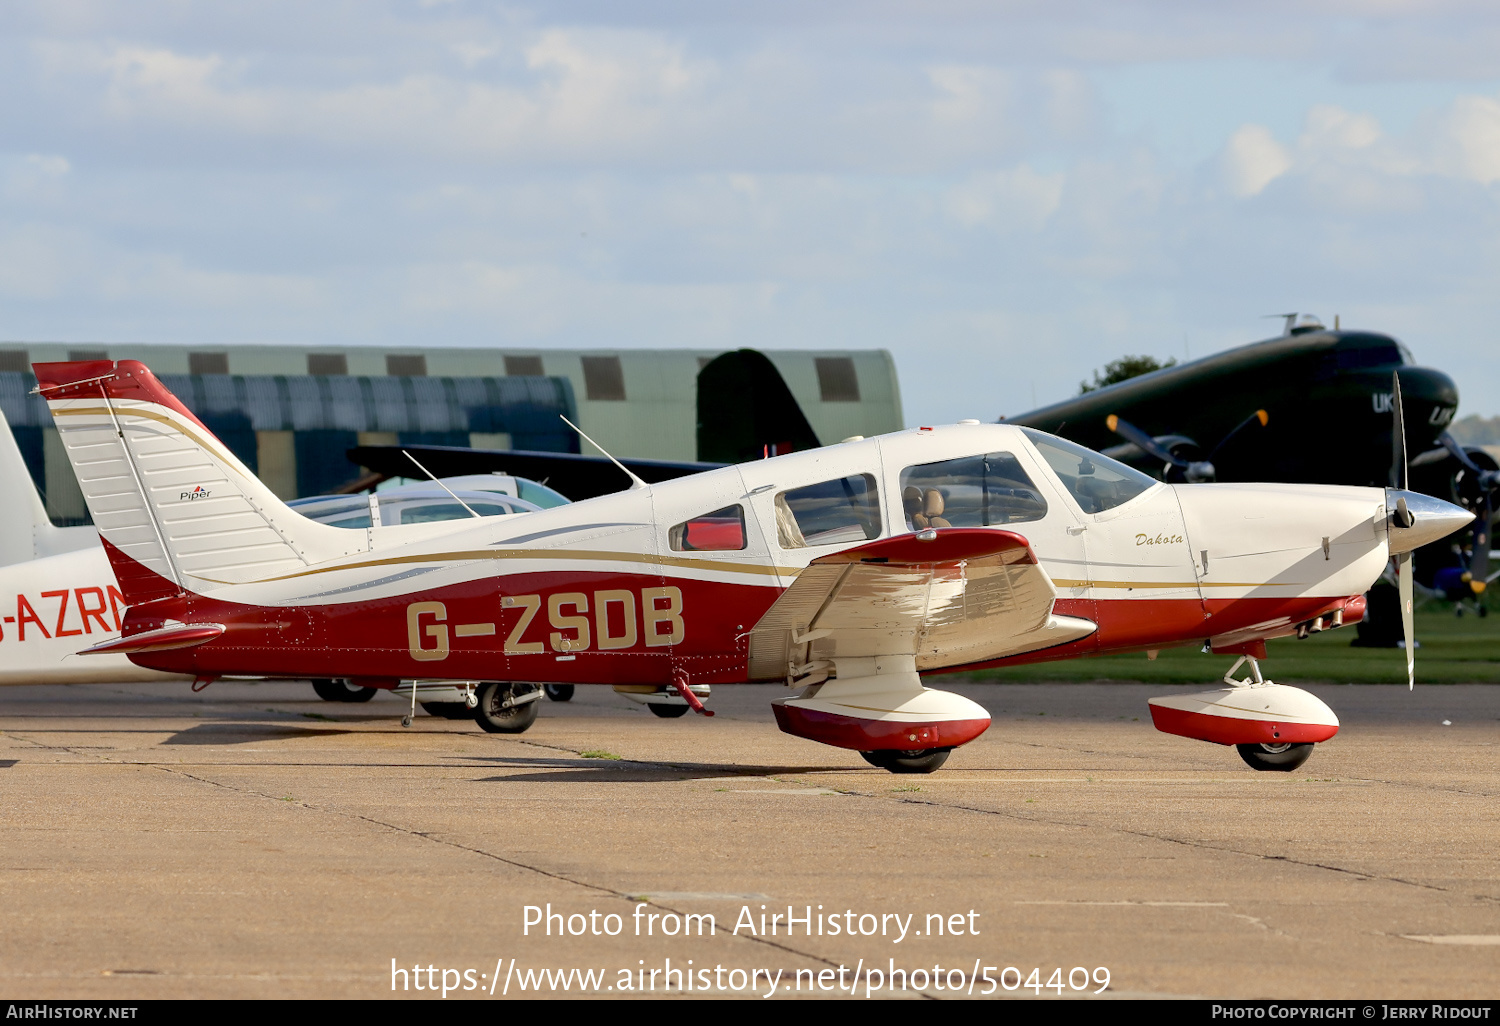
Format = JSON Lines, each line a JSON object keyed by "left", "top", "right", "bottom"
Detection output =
{"left": 7, "top": 2, "right": 1500, "bottom": 425}
{"left": 928, "top": 65, "right": 1010, "bottom": 127}
{"left": 1433, "top": 93, "right": 1500, "bottom": 184}
{"left": 1220, "top": 123, "right": 1292, "bottom": 197}
{"left": 943, "top": 165, "right": 1064, "bottom": 230}
{"left": 24, "top": 154, "right": 70, "bottom": 176}
{"left": 1299, "top": 104, "right": 1383, "bottom": 151}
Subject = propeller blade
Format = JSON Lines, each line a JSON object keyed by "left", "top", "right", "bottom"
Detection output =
{"left": 1390, "top": 372, "right": 1408, "bottom": 492}
{"left": 1436, "top": 433, "right": 1496, "bottom": 594}
{"left": 1206, "top": 409, "right": 1269, "bottom": 462}
{"left": 1105, "top": 414, "right": 1184, "bottom": 468}
{"left": 1438, "top": 431, "right": 1485, "bottom": 476}
{"left": 1105, "top": 415, "right": 1215, "bottom": 482}
{"left": 1397, "top": 550, "right": 1415, "bottom": 690}
{"left": 1471, "top": 494, "right": 1492, "bottom": 596}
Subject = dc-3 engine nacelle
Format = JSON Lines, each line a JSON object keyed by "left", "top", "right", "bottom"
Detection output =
{"left": 1147, "top": 684, "right": 1339, "bottom": 747}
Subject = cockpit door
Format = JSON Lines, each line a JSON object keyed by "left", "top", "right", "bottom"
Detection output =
{"left": 1018, "top": 429, "right": 1211, "bottom": 649}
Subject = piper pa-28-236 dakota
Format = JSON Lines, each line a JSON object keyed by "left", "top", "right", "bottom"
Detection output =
{"left": 34, "top": 360, "right": 1471, "bottom": 774}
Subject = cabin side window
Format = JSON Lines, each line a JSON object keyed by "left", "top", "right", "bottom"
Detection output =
{"left": 774, "top": 475, "right": 882, "bottom": 549}
{"left": 669, "top": 505, "right": 747, "bottom": 551}
{"left": 899, "top": 452, "right": 1047, "bottom": 530}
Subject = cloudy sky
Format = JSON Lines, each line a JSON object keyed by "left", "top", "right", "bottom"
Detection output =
{"left": 3, "top": 1, "right": 1500, "bottom": 424}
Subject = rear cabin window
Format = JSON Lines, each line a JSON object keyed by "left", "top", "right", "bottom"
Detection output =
{"left": 775, "top": 474, "right": 881, "bottom": 548}
{"left": 1022, "top": 429, "right": 1156, "bottom": 514}
{"left": 900, "top": 452, "right": 1047, "bottom": 529}
{"left": 669, "top": 505, "right": 747, "bottom": 551}
{"left": 397, "top": 501, "right": 512, "bottom": 524}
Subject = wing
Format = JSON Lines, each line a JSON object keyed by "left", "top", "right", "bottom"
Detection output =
{"left": 747, "top": 528, "right": 1097, "bottom": 682}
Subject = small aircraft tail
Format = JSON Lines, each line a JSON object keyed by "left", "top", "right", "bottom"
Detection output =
{"left": 33, "top": 359, "right": 362, "bottom": 604}
{"left": 696, "top": 349, "right": 822, "bottom": 463}
{"left": 0, "top": 403, "right": 100, "bottom": 566}
{"left": 0, "top": 403, "right": 53, "bottom": 567}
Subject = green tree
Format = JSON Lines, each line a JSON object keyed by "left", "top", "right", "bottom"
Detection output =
{"left": 1448, "top": 413, "right": 1500, "bottom": 446}
{"left": 1079, "top": 354, "right": 1177, "bottom": 394}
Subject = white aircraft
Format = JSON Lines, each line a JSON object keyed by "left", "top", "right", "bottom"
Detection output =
{"left": 34, "top": 359, "right": 1471, "bottom": 772}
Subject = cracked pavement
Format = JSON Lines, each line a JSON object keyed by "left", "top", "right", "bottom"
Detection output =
{"left": 0, "top": 679, "right": 1496, "bottom": 999}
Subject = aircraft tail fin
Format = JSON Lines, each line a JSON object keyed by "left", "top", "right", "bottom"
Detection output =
{"left": 33, "top": 359, "right": 362, "bottom": 603}
{"left": 696, "top": 349, "right": 822, "bottom": 463}
{"left": 0, "top": 402, "right": 85, "bottom": 566}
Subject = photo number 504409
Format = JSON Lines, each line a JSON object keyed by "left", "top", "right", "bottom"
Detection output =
{"left": 406, "top": 587, "right": 685, "bottom": 662}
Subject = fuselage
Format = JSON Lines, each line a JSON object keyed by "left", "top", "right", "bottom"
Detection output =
{"left": 118, "top": 424, "right": 1390, "bottom": 686}
{"left": 1010, "top": 330, "right": 1459, "bottom": 487}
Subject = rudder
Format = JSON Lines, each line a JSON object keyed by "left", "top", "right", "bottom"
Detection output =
{"left": 34, "top": 359, "right": 363, "bottom": 603}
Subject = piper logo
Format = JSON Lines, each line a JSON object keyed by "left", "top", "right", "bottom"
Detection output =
{"left": 180, "top": 486, "right": 211, "bottom": 501}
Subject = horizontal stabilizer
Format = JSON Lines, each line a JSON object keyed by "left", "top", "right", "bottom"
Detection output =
{"left": 78, "top": 622, "right": 225, "bottom": 656}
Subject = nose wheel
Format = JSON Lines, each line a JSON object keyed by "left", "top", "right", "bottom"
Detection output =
{"left": 1149, "top": 654, "right": 1337, "bottom": 772}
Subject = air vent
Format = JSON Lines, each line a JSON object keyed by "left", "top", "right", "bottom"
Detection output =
{"left": 582, "top": 355, "right": 626, "bottom": 401}
{"left": 505, "top": 355, "right": 545, "bottom": 377}
{"left": 307, "top": 353, "right": 347, "bottom": 376}
{"left": 386, "top": 354, "right": 427, "bottom": 377}
{"left": 189, "top": 352, "right": 229, "bottom": 375}
{"left": 816, "top": 357, "right": 860, "bottom": 402}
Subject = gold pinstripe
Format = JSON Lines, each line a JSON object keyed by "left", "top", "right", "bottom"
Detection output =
{"left": 50, "top": 404, "right": 254, "bottom": 483}
{"left": 191, "top": 547, "right": 801, "bottom": 585}
{"left": 1050, "top": 578, "right": 1270, "bottom": 589}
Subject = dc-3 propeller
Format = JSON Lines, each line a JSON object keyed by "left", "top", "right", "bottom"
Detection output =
{"left": 1434, "top": 432, "right": 1496, "bottom": 602}
{"left": 1104, "top": 409, "right": 1269, "bottom": 484}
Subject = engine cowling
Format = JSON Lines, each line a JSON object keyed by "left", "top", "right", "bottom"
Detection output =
{"left": 1148, "top": 684, "right": 1339, "bottom": 746}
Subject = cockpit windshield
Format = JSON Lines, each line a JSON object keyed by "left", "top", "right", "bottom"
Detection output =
{"left": 1021, "top": 429, "right": 1157, "bottom": 514}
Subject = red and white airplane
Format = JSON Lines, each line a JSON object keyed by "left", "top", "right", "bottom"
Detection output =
{"left": 34, "top": 359, "right": 1471, "bottom": 773}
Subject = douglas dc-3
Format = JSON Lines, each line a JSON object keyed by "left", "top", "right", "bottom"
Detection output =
{"left": 34, "top": 360, "right": 1472, "bottom": 773}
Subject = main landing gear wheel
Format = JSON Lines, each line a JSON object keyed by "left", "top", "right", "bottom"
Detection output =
{"left": 474, "top": 681, "right": 540, "bottom": 734}
{"left": 544, "top": 684, "right": 575, "bottom": 702}
{"left": 859, "top": 748, "right": 952, "bottom": 774}
{"left": 311, "top": 678, "right": 377, "bottom": 703}
{"left": 1237, "top": 742, "right": 1314, "bottom": 772}
{"left": 420, "top": 702, "right": 475, "bottom": 720}
{"left": 648, "top": 703, "right": 691, "bottom": 719}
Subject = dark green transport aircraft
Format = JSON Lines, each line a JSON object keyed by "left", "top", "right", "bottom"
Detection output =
{"left": 1003, "top": 315, "right": 1495, "bottom": 633}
